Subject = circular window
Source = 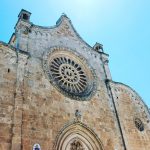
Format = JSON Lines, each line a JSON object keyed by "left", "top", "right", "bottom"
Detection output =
{"left": 134, "top": 118, "right": 144, "bottom": 131}
{"left": 43, "top": 47, "right": 96, "bottom": 100}
{"left": 50, "top": 57, "right": 87, "bottom": 94}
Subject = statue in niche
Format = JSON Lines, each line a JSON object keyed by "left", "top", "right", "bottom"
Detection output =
{"left": 70, "top": 140, "right": 84, "bottom": 150}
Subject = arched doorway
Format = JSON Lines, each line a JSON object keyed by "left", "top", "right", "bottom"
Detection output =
{"left": 54, "top": 121, "right": 104, "bottom": 150}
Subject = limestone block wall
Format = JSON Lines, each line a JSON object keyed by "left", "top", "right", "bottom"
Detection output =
{"left": 20, "top": 47, "right": 123, "bottom": 149}
{"left": 10, "top": 13, "right": 124, "bottom": 149}
{"left": 1, "top": 9, "right": 149, "bottom": 150}
{"left": 111, "top": 81, "right": 150, "bottom": 150}
{"left": 0, "top": 43, "right": 17, "bottom": 150}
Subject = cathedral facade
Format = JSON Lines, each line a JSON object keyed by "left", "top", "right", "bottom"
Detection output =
{"left": 0, "top": 9, "right": 150, "bottom": 150}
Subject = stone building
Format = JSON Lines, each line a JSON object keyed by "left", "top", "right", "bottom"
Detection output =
{"left": 0, "top": 9, "right": 150, "bottom": 150}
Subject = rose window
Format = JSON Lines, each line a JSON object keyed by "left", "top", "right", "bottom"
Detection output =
{"left": 43, "top": 48, "right": 96, "bottom": 100}
{"left": 50, "top": 57, "right": 87, "bottom": 94}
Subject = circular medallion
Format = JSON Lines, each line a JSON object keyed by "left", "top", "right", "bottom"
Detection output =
{"left": 43, "top": 47, "right": 97, "bottom": 100}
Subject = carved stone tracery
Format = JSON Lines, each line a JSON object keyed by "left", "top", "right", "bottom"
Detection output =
{"left": 54, "top": 121, "right": 104, "bottom": 150}
{"left": 49, "top": 57, "right": 87, "bottom": 94}
{"left": 70, "top": 140, "right": 84, "bottom": 150}
{"left": 43, "top": 47, "right": 97, "bottom": 100}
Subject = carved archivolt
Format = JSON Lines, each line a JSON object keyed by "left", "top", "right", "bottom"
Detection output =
{"left": 54, "top": 121, "right": 104, "bottom": 150}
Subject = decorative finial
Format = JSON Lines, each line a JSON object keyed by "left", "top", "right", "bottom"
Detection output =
{"left": 93, "top": 42, "right": 103, "bottom": 52}
{"left": 61, "top": 12, "right": 68, "bottom": 17}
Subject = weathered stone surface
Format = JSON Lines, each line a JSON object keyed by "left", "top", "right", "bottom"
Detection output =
{"left": 0, "top": 9, "right": 149, "bottom": 150}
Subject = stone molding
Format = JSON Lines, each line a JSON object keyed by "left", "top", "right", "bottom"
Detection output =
{"left": 53, "top": 120, "right": 104, "bottom": 150}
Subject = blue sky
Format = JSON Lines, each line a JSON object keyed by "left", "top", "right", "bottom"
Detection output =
{"left": 0, "top": 0, "right": 150, "bottom": 107}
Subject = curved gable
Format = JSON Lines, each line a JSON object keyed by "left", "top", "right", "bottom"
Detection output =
{"left": 32, "top": 14, "right": 92, "bottom": 49}
{"left": 111, "top": 81, "right": 150, "bottom": 120}
{"left": 110, "top": 81, "right": 150, "bottom": 149}
{"left": 16, "top": 13, "right": 95, "bottom": 57}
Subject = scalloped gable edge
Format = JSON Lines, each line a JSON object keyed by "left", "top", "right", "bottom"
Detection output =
{"left": 14, "top": 11, "right": 109, "bottom": 56}
{"left": 32, "top": 14, "right": 92, "bottom": 49}
{"left": 31, "top": 14, "right": 109, "bottom": 56}
{"left": 110, "top": 80, "right": 150, "bottom": 113}
{"left": 0, "top": 41, "right": 30, "bottom": 56}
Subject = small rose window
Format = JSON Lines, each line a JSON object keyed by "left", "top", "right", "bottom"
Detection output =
{"left": 135, "top": 118, "right": 144, "bottom": 131}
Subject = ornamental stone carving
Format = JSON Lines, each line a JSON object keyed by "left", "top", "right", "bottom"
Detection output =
{"left": 70, "top": 140, "right": 84, "bottom": 150}
{"left": 43, "top": 47, "right": 97, "bottom": 100}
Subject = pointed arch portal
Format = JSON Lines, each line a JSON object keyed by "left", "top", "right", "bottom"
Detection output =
{"left": 54, "top": 121, "right": 104, "bottom": 150}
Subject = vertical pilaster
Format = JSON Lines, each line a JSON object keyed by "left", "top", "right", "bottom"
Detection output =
{"left": 11, "top": 53, "right": 28, "bottom": 150}
{"left": 101, "top": 53, "right": 112, "bottom": 80}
